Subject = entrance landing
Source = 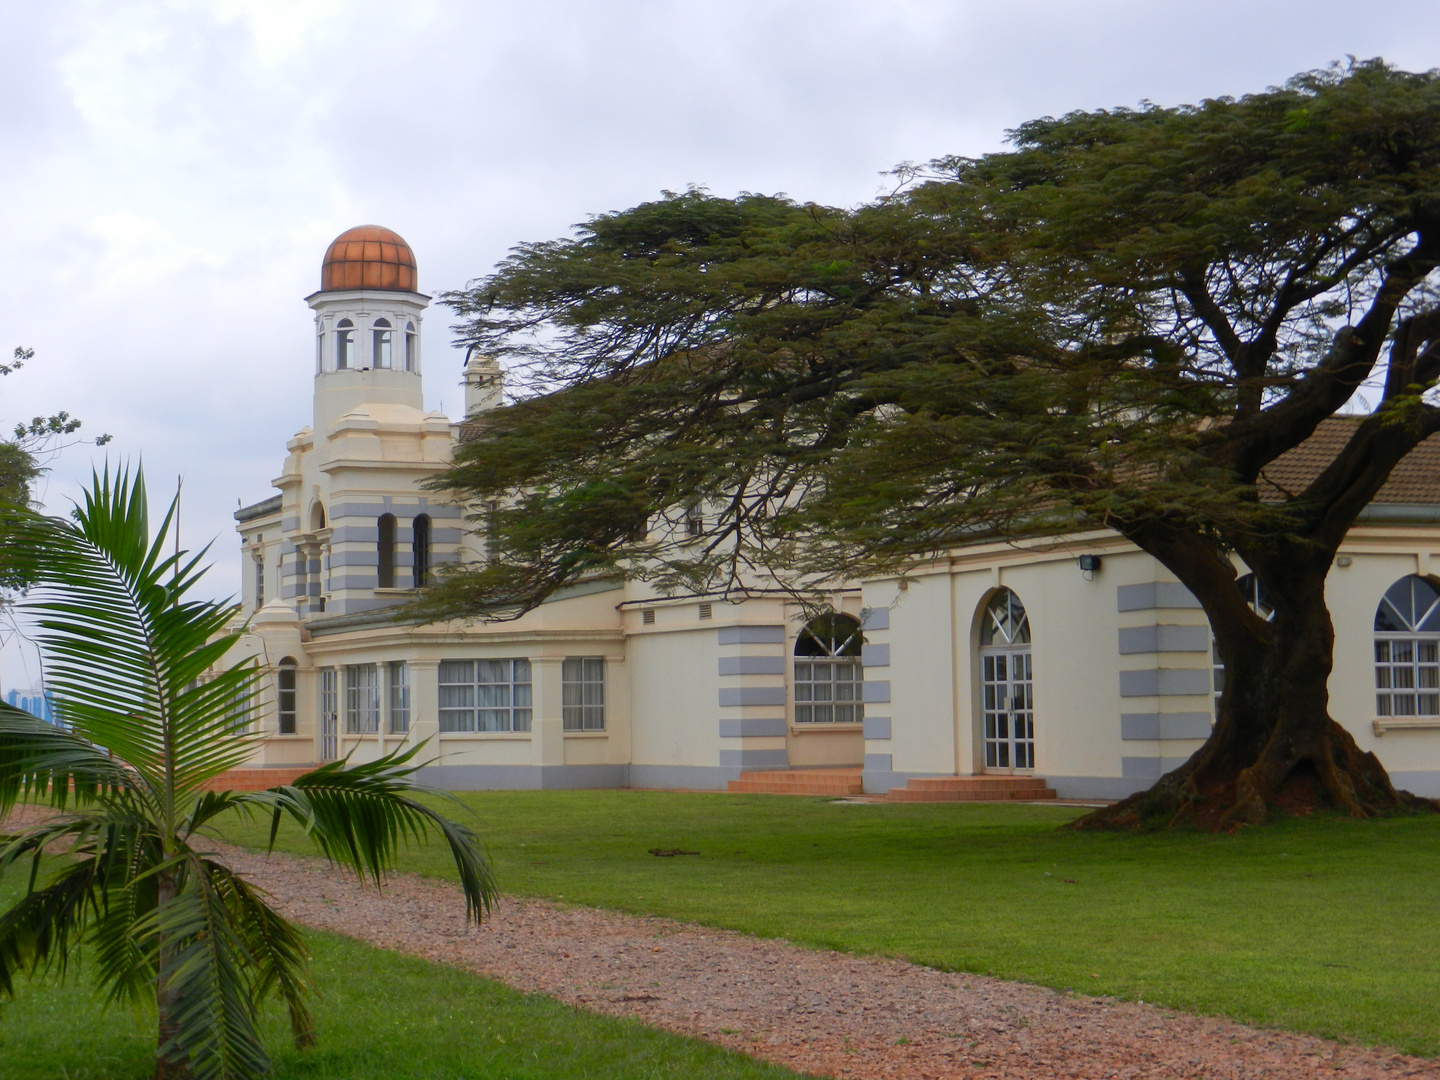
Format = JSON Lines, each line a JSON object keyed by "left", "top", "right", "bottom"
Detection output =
{"left": 728, "top": 768, "right": 864, "bottom": 796}
{"left": 886, "top": 775, "right": 1057, "bottom": 802}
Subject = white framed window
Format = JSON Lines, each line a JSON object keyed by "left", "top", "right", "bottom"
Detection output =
{"left": 335, "top": 319, "right": 355, "bottom": 369}
{"left": 794, "top": 613, "right": 863, "bottom": 724}
{"left": 345, "top": 663, "right": 379, "bottom": 733}
{"left": 253, "top": 552, "right": 264, "bottom": 608}
{"left": 562, "top": 657, "right": 605, "bottom": 731}
{"left": 226, "top": 679, "right": 251, "bottom": 735}
{"left": 439, "top": 659, "right": 532, "bottom": 732}
{"left": 979, "top": 588, "right": 1033, "bottom": 770}
{"left": 372, "top": 318, "right": 393, "bottom": 368}
{"left": 1375, "top": 575, "right": 1440, "bottom": 718}
{"left": 388, "top": 661, "right": 410, "bottom": 734}
{"left": 404, "top": 322, "right": 418, "bottom": 372}
{"left": 277, "top": 657, "right": 297, "bottom": 735}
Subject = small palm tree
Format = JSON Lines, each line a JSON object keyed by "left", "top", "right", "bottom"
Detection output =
{"left": 0, "top": 468, "right": 497, "bottom": 1080}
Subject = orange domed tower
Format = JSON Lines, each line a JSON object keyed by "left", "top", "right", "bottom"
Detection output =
{"left": 320, "top": 225, "right": 418, "bottom": 292}
{"left": 307, "top": 225, "right": 431, "bottom": 433}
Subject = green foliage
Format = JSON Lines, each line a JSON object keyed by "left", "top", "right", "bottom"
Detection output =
{"left": 0, "top": 467, "right": 498, "bottom": 1080}
{"left": 0, "top": 916, "right": 805, "bottom": 1080}
{"left": 227, "top": 790, "right": 1440, "bottom": 1056}
{"left": 427, "top": 61, "right": 1440, "bottom": 620}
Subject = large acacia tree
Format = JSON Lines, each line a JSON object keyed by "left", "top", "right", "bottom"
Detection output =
{"left": 429, "top": 61, "right": 1440, "bottom": 828}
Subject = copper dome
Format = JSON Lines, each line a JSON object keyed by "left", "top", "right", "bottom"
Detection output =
{"left": 320, "top": 225, "right": 417, "bottom": 292}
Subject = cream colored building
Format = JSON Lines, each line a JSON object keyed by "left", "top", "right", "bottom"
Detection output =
{"left": 227, "top": 226, "right": 1440, "bottom": 799}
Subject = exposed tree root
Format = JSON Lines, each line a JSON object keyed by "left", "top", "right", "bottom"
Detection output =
{"left": 1073, "top": 718, "right": 1439, "bottom": 832}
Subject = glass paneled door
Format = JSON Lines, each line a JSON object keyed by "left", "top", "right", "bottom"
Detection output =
{"left": 319, "top": 667, "right": 339, "bottom": 761}
{"left": 979, "top": 589, "right": 1035, "bottom": 771}
{"left": 981, "top": 649, "right": 1034, "bottom": 769}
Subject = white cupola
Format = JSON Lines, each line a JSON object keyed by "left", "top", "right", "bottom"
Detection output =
{"left": 306, "top": 225, "right": 430, "bottom": 434}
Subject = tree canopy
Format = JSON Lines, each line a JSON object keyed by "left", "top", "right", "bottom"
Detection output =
{"left": 430, "top": 60, "right": 1440, "bottom": 826}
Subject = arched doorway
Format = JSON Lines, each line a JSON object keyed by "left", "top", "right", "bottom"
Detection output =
{"left": 979, "top": 588, "right": 1033, "bottom": 770}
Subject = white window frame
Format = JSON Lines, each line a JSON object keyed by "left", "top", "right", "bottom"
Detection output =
{"left": 562, "top": 657, "right": 605, "bottom": 731}
{"left": 793, "top": 614, "right": 864, "bottom": 725}
{"left": 978, "top": 588, "right": 1034, "bottom": 771}
{"left": 388, "top": 661, "right": 410, "bottom": 734}
{"left": 1375, "top": 575, "right": 1440, "bottom": 719}
{"left": 345, "top": 663, "right": 380, "bottom": 734}
{"left": 439, "top": 659, "right": 533, "bottom": 733}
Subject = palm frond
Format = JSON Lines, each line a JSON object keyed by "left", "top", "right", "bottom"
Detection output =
{"left": 0, "top": 466, "right": 264, "bottom": 801}
{"left": 203, "top": 857, "right": 314, "bottom": 1048}
{"left": 231, "top": 745, "right": 498, "bottom": 922}
{"left": 0, "top": 854, "right": 104, "bottom": 998}
{"left": 0, "top": 707, "right": 140, "bottom": 816}
{"left": 143, "top": 854, "right": 271, "bottom": 1080}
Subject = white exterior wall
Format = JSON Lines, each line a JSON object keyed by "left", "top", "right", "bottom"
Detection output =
{"left": 219, "top": 235, "right": 1440, "bottom": 797}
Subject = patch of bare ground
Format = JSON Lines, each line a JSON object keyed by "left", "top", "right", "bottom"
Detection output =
{"left": 210, "top": 842, "right": 1435, "bottom": 1080}
{"left": 3, "top": 809, "right": 1434, "bottom": 1078}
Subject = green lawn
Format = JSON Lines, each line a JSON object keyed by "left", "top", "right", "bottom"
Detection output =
{"left": 218, "top": 791, "right": 1440, "bottom": 1057}
{"left": 0, "top": 881, "right": 805, "bottom": 1079}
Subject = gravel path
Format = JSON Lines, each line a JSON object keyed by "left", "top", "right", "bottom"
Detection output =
{"left": 3, "top": 808, "right": 1434, "bottom": 1078}
{"left": 209, "top": 842, "right": 1434, "bottom": 1080}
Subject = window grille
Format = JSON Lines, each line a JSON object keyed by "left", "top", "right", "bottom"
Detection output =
{"left": 698, "top": 602, "right": 713, "bottom": 620}
{"left": 439, "top": 659, "right": 532, "bottom": 732}
{"left": 642, "top": 609, "right": 655, "bottom": 625}
{"left": 562, "top": 657, "right": 605, "bottom": 731}
{"left": 388, "top": 661, "right": 410, "bottom": 733}
{"left": 345, "top": 664, "right": 379, "bottom": 733}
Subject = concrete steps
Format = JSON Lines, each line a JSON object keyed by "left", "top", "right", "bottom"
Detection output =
{"left": 727, "top": 768, "right": 863, "bottom": 797}
{"left": 886, "top": 775, "right": 1057, "bottom": 803}
{"left": 202, "top": 765, "right": 316, "bottom": 792}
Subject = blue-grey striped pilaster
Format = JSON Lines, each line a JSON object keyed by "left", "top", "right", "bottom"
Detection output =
{"left": 717, "top": 624, "right": 789, "bottom": 770}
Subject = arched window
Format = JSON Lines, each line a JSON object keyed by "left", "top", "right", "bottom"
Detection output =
{"left": 372, "top": 318, "right": 392, "bottom": 369}
{"left": 412, "top": 513, "right": 431, "bottom": 587}
{"left": 310, "top": 502, "right": 326, "bottom": 532}
{"left": 794, "top": 613, "right": 863, "bottom": 724}
{"left": 979, "top": 588, "right": 1033, "bottom": 769}
{"left": 377, "top": 513, "right": 396, "bottom": 588}
{"left": 335, "top": 319, "right": 354, "bottom": 369}
{"left": 315, "top": 331, "right": 323, "bottom": 373}
{"left": 1375, "top": 575, "right": 1440, "bottom": 718}
{"left": 277, "top": 657, "right": 297, "bottom": 735}
{"left": 404, "top": 322, "right": 417, "bottom": 372}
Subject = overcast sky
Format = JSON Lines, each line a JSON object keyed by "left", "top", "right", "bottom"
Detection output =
{"left": 0, "top": 0, "right": 1436, "bottom": 683}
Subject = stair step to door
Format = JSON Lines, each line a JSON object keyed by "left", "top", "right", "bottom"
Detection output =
{"left": 727, "top": 768, "right": 863, "bottom": 797}
{"left": 202, "top": 765, "right": 316, "bottom": 792}
{"left": 886, "top": 775, "right": 1057, "bottom": 803}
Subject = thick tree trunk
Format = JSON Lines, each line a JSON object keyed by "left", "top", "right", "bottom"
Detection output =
{"left": 1077, "top": 538, "right": 1436, "bottom": 831}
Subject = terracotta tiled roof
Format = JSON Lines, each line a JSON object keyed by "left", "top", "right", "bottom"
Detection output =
{"left": 1258, "top": 416, "right": 1440, "bottom": 505}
